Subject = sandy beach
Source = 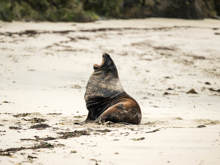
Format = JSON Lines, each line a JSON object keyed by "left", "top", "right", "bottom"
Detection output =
{"left": 0, "top": 18, "right": 220, "bottom": 165}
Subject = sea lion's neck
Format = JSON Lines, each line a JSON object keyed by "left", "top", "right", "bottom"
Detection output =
{"left": 85, "top": 71, "right": 123, "bottom": 100}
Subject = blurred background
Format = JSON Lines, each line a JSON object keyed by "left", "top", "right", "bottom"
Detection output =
{"left": 0, "top": 0, "right": 220, "bottom": 22}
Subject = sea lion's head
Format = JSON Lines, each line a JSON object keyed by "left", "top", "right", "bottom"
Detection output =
{"left": 85, "top": 53, "right": 123, "bottom": 100}
{"left": 93, "top": 53, "right": 118, "bottom": 78}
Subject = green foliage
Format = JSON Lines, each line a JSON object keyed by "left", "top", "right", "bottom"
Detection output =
{"left": 0, "top": 0, "right": 219, "bottom": 22}
{"left": 215, "top": 0, "right": 220, "bottom": 15}
{"left": 102, "top": 0, "right": 122, "bottom": 17}
{"left": 83, "top": 0, "right": 123, "bottom": 17}
{"left": 0, "top": 0, "right": 13, "bottom": 21}
{"left": 0, "top": 0, "right": 98, "bottom": 22}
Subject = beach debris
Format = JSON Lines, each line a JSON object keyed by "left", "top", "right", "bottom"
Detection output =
{"left": 197, "top": 125, "right": 206, "bottom": 128}
{"left": 27, "top": 118, "right": 46, "bottom": 123}
{"left": 57, "top": 130, "right": 90, "bottom": 139}
{"left": 74, "top": 121, "right": 85, "bottom": 125}
{"left": 20, "top": 136, "right": 56, "bottom": 141}
{"left": 95, "top": 129, "right": 111, "bottom": 133}
{"left": 212, "top": 28, "right": 219, "bottom": 30}
{"left": 153, "top": 46, "right": 176, "bottom": 51}
{"left": 2, "top": 101, "right": 10, "bottom": 104}
{"left": 0, "top": 142, "right": 54, "bottom": 156}
{"left": 27, "top": 155, "right": 38, "bottom": 159}
{"left": 208, "top": 88, "right": 220, "bottom": 93}
{"left": 145, "top": 128, "right": 160, "bottom": 134}
{"left": 195, "top": 119, "right": 220, "bottom": 125}
{"left": 13, "top": 113, "right": 31, "bottom": 118}
{"left": 186, "top": 89, "right": 198, "bottom": 94}
{"left": 164, "top": 76, "right": 172, "bottom": 79}
{"left": 47, "top": 113, "right": 62, "bottom": 115}
{"left": 204, "top": 82, "right": 211, "bottom": 85}
{"left": 9, "top": 126, "right": 22, "bottom": 130}
{"left": 36, "top": 136, "right": 56, "bottom": 141}
{"left": 131, "top": 137, "right": 145, "bottom": 141}
{"left": 163, "top": 92, "right": 171, "bottom": 95}
{"left": 70, "top": 150, "right": 77, "bottom": 154}
{"left": 90, "top": 158, "right": 99, "bottom": 165}
{"left": 21, "top": 129, "right": 91, "bottom": 143}
{"left": 30, "top": 123, "right": 50, "bottom": 129}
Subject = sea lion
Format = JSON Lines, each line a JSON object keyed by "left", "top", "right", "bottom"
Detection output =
{"left": 84, "top": 53, "right": 142, "bottom": 124}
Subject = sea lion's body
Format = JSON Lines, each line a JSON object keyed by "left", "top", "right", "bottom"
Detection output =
{"left": 84, "top": 53, "right": 141, "bottom": 124}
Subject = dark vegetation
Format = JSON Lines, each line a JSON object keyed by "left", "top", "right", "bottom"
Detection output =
{"left": 0, "top": 142, "right": 54, "bottom": 156}
{"left": 0, "top": 0, "right": 220, "bottom": 22}
{"left": 0, "top": 0, "right": 98, "bottom": 22}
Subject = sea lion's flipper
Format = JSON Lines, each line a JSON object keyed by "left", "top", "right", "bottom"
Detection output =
{"left": 96, "top": 100, "right": 141, "bottom": 124}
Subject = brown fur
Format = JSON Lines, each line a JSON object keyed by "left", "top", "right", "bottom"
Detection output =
{"left": 97, "top": 97, "right": 141, "bottom": 124}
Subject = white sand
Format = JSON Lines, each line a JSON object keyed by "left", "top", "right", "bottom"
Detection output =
{"left": 0, "top": 18, "right": 220, "bottom": 165}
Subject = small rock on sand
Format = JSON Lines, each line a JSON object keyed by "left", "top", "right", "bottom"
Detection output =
{"left": 131, "top": 137, "right": 145, "bottom": 141}
{"left": 186, "top": 89, "right": 198, "bottom": 94}
{"left": 197, "top": 125, "right": 206, "bottom": 128}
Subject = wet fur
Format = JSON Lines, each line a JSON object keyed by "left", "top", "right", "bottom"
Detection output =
{"left": 84, "top": 53, "right": 142, "bottom": 124}
{"left": 97, "top": 96, "right": 141, "bottom": 124}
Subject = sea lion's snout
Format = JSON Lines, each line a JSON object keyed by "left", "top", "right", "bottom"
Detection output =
{"left": 93, "top": 53, "right": 111, "bottom": 70}
{"left": 102, "top": 53, "right": 110, "bottom": 59}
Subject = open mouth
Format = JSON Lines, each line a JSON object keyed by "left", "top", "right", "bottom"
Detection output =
{"left": 93, "top": 54, "right": 107, "bottom": 70}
